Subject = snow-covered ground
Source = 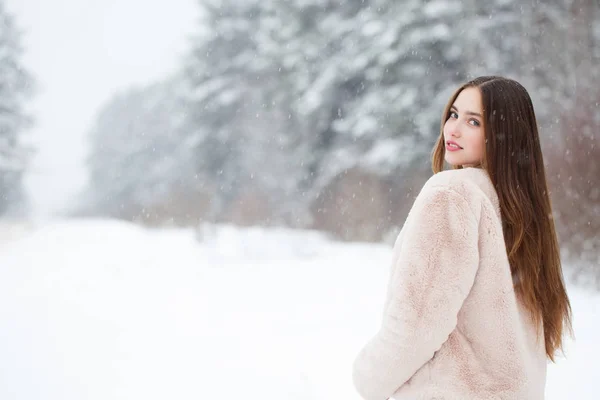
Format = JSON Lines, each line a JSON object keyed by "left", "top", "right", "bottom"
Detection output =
{"left": 0, "top": 219, "right": 596, "bottom": 399}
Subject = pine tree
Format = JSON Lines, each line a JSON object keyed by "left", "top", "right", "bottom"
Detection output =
{"left": 0, "top": 2, "right": 34, "bottom": 216}
{"left": 182, "top": 0, "right": 305, "bottom": 223}
{"left": 84, "top": 77, "right": 191, "bottom": 222}
{"left": 289, "top": 0, "right": 475, "bottom": 190}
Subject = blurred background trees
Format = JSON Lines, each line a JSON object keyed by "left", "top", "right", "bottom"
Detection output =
{"left": 72, "top": 1, "right": 598, "bottom": 281}
{"left": 0, "top": 1, "right": 35, "bottom": 217}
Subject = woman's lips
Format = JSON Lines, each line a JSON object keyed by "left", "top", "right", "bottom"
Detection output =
{"left": 446, "top": 141, "right": 463, "bottom": 151}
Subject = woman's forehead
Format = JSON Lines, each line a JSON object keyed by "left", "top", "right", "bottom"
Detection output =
{"left": 452, "top": 87, "right": 483, "bottom": 114}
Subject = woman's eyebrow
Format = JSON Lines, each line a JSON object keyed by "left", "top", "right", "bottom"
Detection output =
{"left": 451, "top": 104, "right": 482, "bottom": 118}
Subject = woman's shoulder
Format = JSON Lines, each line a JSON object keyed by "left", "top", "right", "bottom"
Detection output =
{"left": 423, "top": 168, "right": 492, "bottom": 198}
{"left": 418, "top": 167, "right": 499, "bottom": 218}
{"left": 401, "top": 169, "right": 486, "bottom": 236}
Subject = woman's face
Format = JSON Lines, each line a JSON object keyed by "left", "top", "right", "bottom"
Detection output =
{"left": 443, "top": 87, "right": 485, "bottom": 168}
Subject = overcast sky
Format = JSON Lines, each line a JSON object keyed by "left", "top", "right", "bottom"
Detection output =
{"left": 5, "top": 0, "right": 198, "bottom": 218}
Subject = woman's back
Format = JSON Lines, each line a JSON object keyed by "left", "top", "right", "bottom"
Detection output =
{"left": 388, "top": 168, "right": 546, "bottom": 399}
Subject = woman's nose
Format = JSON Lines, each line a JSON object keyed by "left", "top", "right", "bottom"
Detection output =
{"left": 444, "top": 119, "right": 461, "bottom": 137}
{"left": 450, "top": 128, "right": 461, "bottom": 138}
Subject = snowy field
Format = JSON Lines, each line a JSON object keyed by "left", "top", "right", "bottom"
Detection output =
{"left": 0, "top": 219, "right": 597, "bottom": 399}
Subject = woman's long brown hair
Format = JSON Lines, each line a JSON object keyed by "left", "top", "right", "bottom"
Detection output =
{"left": 432, "top": 76, "right": 572, "bottom": 361}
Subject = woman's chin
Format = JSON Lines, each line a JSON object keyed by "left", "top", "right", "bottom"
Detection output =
{"left": 444, "top": 155, "right": 461, "bottom": 167}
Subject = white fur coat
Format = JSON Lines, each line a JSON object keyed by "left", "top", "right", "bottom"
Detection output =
{"left": 352, "top": 167, "right": 547, "bottom": 400}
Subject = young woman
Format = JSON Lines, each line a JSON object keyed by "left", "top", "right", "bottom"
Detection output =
{"left": 352, "top": 76, "right": 572, "bottom": 400}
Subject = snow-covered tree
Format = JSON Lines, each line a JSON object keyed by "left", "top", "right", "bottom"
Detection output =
{"left": 297, "top": 0, "right": 471, "bottom": 186}
{"left": 546, "top": 0, "right": 600, "bottom": 283}
{"left": 83, "top": 76, "right": 193, "bottom": 223}
{"left": 182, "top": 0, "right": 308, "bottom": 224}
{"left": 0, "top": 2, "right": 34, "bottom": 216}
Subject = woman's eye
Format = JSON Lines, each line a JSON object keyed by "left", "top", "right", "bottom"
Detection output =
{"left": 449, "top": 111, "right": 458, "bottom": 119}
{"left": 469, "top": 119, "right": 481, "bottom": 127}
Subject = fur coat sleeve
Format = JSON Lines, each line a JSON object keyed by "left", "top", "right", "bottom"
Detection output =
{"left": 352, "top": 181, "right": 481, "bottom": 400}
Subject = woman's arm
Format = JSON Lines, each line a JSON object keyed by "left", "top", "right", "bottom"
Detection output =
{"left": 352, "top": 185, "right": 480, "bottom": 400}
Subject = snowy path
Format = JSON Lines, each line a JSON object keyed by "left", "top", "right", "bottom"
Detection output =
{"left": 0, "top": 219, "right": 596, "bottom": 399}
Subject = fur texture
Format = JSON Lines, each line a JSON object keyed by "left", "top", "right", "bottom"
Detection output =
{"left": 352, "top": 167, "right": 547, "bottom": 400}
